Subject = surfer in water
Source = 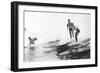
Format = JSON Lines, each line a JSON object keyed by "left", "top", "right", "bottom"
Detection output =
{"left": 67, "top": 19, "right": 80, "bottom": 42}
{"left": 28, "top": 37, "right": 37, "bottom": 45}
{"left": 67, "top": 19, "right": 75, "bottom": 39}
{"left": 74, "top": 26, "right": 80, "bottom": 42}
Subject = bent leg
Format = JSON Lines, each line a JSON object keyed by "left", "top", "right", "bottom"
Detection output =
{"left": 75, "top": 33, "right": 78, "bottom": 42}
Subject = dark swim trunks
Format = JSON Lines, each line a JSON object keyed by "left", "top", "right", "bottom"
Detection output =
{"left": 69, "top": 28, "right": 74, "bottom": 31}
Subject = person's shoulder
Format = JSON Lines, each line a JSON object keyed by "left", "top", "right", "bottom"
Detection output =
{"left": 70, "top": 22, "right": 74, "bottom": 25}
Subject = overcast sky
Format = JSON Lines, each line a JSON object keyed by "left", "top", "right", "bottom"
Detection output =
{"left": 24, "top": 11, "right": 91, "bottom": 45}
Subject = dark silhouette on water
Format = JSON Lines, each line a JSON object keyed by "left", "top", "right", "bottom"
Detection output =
{"left": 74, "top": 26, "right": 80, "bottom": 42}
{"left": 67, "top": 19, "right": 75, "bottom": 39}
{"left": 28, "top": 37, "right": 37, "bottom": 45}
{"left": 67, "top": 19, "right": 80, "bottom": 42}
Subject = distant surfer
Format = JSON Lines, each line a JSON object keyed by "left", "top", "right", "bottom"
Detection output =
{"left": 67, "top": 19, "right": 75, "bottom": 39}
{"left": 28, "top": 37, "right": 37, "bottom": 45}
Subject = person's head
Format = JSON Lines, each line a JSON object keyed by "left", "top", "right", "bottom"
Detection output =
{"left": 68, "top": 19, "right": 70, "bottom": 23}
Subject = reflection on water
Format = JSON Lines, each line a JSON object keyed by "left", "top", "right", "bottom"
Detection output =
{"left": 24, "top": 38, "right": 90, "bottom": 62}
{"left": 24, "top": 44, "right": 60, "bottom": 62}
